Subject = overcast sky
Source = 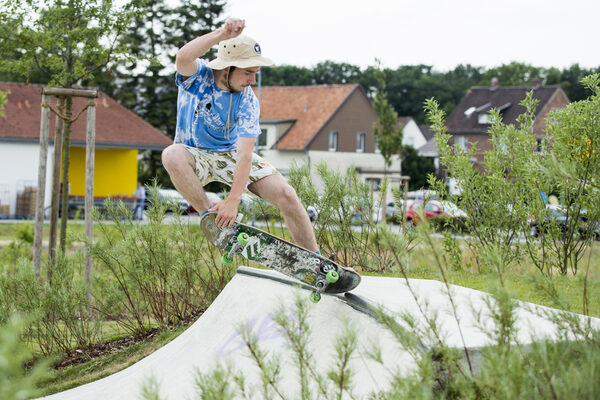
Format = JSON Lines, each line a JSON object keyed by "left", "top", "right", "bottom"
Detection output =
{"left": 224, "top": 0, "right": 598, "bottom": 71}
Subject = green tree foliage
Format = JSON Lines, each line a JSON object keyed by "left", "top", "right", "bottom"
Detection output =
{"left": 0, "top": 317, "right": 50, "bottom": 400}
{"left": 92, "top": 0, "right": 226, "bottom": 186}
{"left": 402, "top": 146, "right": 435, "bottom": 190}
{"left": 261, "top": 61, "right": 599, "bottom": 125}
{"left": 0, "top": 89, "right": 6, "bottom": 116}
{"left": 371, "top": 65, "right": 403, "bottom": 171}
{"left": 0, "top": 0, "right": 143, "bottom": 256}
{"left": 532, "top": 74, "right": 600, "bottom": 275}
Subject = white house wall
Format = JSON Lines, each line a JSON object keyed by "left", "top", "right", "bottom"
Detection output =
{"left": 0, "top": 142, "right": 54, "bottom": 217}
{"left": 402, "top": 119, "right": 427, "bottom": 149}
{"left": 261, "top": 149, "right": 399, "bottom": 200}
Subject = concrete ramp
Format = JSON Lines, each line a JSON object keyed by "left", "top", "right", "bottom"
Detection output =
{"left": 43, "top": 266, "right": 599, "bottom": 399}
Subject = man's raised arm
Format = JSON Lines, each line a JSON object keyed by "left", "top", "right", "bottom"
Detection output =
{"left": 175, "top": 18, "right": 246, "bottom": 76}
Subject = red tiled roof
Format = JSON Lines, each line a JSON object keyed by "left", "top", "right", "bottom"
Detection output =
{"left": 0, "top": 82, "right": 172, "bottom": 150}
{"left": 254, "top": 84, "right": 358, "bottom": 150}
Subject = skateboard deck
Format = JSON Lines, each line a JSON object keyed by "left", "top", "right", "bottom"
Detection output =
{"left": 200, "top": 212, "right": 361, "bottom": 301}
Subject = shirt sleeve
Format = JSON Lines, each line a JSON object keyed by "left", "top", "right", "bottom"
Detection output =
{"left": 175, "top": 59, "right": 206, "bottom": 90}
{"left": 235, "top": 88, "right": 262, "bottom": 138}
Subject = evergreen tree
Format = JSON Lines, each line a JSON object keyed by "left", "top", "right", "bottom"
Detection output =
{"left": 92, "top": 0, "right": 226, "bottom": 186}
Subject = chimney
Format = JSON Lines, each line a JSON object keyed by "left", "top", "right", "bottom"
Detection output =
{"left": 490, "top": 77, "right": 499, "bottom": 90}
{"left": 531, "top": 77, "right": 542, "bottom": 90}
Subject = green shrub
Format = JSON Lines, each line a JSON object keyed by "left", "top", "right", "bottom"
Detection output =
{"left": 0, "top": 316, "right": 51, "bottom": 400}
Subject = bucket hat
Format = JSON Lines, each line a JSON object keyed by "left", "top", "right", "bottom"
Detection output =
{"left": 207, "top": 35, "right": 274, "bottom": 70}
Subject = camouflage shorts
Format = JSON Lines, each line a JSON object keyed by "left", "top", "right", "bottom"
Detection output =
{"left": 183, "top": 146, "right": 280, "bottom": 188}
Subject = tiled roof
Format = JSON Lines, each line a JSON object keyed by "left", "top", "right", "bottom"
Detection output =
{"left": 0, "top": 82, "right": 172, "bottom": 150}
{"left": 255, "top": 84, "right": 359, "bottom": 150}
{"left": 445, "top": 85, "right": 563, "bottom": 134}
{"left": 419, "top": 125, "right": 436, "bottom": 141}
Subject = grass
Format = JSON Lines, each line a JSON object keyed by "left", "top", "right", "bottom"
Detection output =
{"left": 3, "top": 219, "right": 599, "bottom": 395}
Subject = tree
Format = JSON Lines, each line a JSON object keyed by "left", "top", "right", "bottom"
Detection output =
{"left": 0, "top": 0, "right": 142, "bottom": 268}
{"left": 91, "top": 0, "right": 226, "bottom": 187}
{"left": 371, "top": 63, "right": 403, "bottom": 218}
{"left": 401, "top": 146, "right": 435, "bottom": 191}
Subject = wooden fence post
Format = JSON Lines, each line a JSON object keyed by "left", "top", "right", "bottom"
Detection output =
{"left": 48, "top": 96, "right": 65, "bottom": 270}
{"left": 33, "top": 94, "right": 51, "bottom": 279}
{"left": 84, "top": 98, "right": 96, "bottom": 293}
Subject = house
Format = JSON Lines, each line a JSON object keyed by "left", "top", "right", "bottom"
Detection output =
{"left": 444, "top": 79, "right": 570, "bottom": 168}
{"left": 254, "top": 84, "right": 402, "bottom": 197}
{"left": 0, "top": 82, "right": 172, "bottom": 217}
{"left": 397, "top": 116, "right": 427, "bottom": 149}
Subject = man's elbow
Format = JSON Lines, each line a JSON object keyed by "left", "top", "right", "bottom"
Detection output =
{"left": 175, "top": 51, "right": 195, "bottom": 75}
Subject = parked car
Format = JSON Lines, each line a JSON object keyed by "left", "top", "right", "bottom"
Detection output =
{"left": 146, "top": 189, "right": 190, "bottom": 214}
{"left": 405, "top": 200, "right": 467, "bottom": 227}
{"left": 529, "top": 205, "right": 599, "bottom": 240}
{"left": 373, "top": 200, "right": 415, "bottom": 223}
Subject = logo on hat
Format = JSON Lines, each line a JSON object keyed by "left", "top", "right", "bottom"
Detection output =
{"left": 254, "top": 43, "right": 262, "bottom": 55}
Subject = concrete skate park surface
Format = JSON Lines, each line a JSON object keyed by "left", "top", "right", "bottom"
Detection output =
{"left": 42, "top": 266, "right": 600, "bottom": 399}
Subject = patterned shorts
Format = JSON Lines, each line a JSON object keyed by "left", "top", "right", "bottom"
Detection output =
{"left": 183, "top": 145, "right": 280, "bottom": 188}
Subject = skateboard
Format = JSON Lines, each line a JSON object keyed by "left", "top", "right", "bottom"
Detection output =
{"left": 200, "top": 212, "right": 361, "bottom": 302}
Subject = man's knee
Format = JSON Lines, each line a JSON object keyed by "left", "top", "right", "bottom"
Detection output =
{"left": 162, "top": 144, "right": 189, "bottom": 173}
{"left": 277, "top": 184, "right": 302, "bottom": 210}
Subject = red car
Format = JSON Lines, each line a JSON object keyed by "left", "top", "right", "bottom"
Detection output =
{"left": 405, "top": 200, "right": 467, "bottom": 226}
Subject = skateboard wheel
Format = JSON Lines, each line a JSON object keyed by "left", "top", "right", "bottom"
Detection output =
{"left": 326, "top": 270, "right": 339, "bottom": 283}
{"left": 221, "top": 254, "right": 234, "bottom": 266}
{"left": 309, "top": 292, "right": 321, "bottom": 303}
{"left": 237, "top": 232, "right": 250, "bottom": 245}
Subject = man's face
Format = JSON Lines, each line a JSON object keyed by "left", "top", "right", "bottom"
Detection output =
{"left": 228, "top": 67, "right": 259, "bottom": 92}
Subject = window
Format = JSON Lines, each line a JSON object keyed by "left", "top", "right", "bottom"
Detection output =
{"left": 257, "top": 129, "right": 267, "bottom": 148}
{"left": 356, "top": 132, "right": 365, "bottom": 153}
{"left": 366, "top": 178, "right": 381, "bottom": 191}
{"left": 454, "top": 136, "right": 467, "bottom": 150}
{"left": 329, "top": 131, "right": 338, "bottom": 152}
{"left": 478, "top": 113, "right": 491, "bottom": 125}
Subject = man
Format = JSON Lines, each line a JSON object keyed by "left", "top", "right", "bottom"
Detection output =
{"left": 161, "top": 18, "right": 319, "bottom": 253}
{"left": 132, "top": 181, "right": 146, "bottom": 220}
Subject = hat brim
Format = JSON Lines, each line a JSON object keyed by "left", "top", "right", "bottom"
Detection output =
{"left": 207, "top": 56, "right": 274, "bottom": 70}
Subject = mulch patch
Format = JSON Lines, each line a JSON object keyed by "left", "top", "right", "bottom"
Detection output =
{"left": 27, "top": 311, "right": 204, "bottom": 370}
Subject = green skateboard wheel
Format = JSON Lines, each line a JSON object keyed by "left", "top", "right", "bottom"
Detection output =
{"left": 221, "top": 254, "right": 234, "bottom": 266}
{"left": 309, "top": 292, "right": 321, "bottom": 303}
{"left": 237, "top": 232, "right": 250, "bottom": 245}
{"left": 326, "top": 270, "right": 339, "bottom": 283}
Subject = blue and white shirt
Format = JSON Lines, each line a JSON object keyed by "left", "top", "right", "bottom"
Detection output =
{"left": 174, "top": 59, "right": 261, "bottom": 152}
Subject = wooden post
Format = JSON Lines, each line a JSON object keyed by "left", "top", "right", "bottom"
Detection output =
{"left": 48, "top": 96, "right": 65, "bottom": 270}
{"left": 402, "top": 177, "right": 409, "bottom": 228}
{"left": 34, "top": 86, "right": 98, "bottom": 284}
{"left": 84, "top": 98, "right": 96, "bottom": 292}
{"left": 33, "top": 94, "right": 51, "bottom": 279}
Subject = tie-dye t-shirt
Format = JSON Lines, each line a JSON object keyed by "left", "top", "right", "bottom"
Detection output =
{"left": 174, "top": 59, "right": 261, "bottom": 152}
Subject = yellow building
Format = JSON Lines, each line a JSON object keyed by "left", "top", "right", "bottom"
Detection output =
{"left": 0, "top": 82, "right": 172, "bottom": 216}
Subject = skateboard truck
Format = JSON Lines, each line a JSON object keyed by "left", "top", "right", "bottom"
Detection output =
{"left": 309, "top": 263, "right": 340, "bottom": 303}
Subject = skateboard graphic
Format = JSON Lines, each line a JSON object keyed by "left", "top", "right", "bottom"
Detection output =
{"left": 200, "top": 212, "right": 361, "bottom": 302}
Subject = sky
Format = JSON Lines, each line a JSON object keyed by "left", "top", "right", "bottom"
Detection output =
{"left": 224, "top": 0, "right": 599, "bottom": 71}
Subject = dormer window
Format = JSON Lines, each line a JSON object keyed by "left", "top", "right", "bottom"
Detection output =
{"left": 478, "top": 113, "right": 491, "bottom": 124}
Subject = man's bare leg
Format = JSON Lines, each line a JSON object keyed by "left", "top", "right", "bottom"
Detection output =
{"left": 161, "top": 144, "right": 211, "bottom": 213}
{"left": 248, "top": 174, "right": 318, "bottom": 252}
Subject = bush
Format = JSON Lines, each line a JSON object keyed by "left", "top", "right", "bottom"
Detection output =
{"left": 0, "top": 316, "right": 51, "bottom": 400}
{"left": 90, "top": 185, "right": 234, "bottom": 335}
